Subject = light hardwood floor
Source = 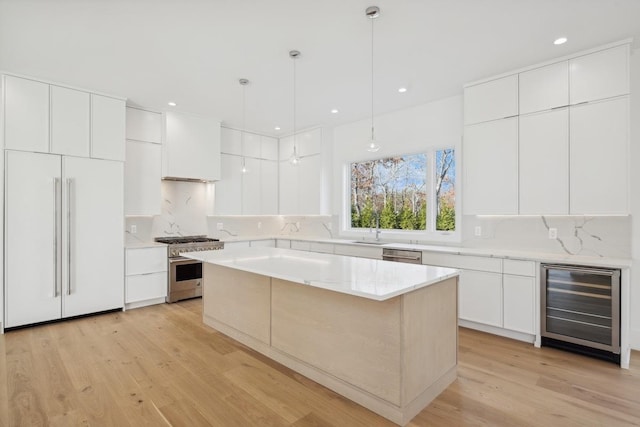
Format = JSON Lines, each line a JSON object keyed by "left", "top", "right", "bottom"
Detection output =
{"left": 1, "top": 299, "right": 638, "bottom": 426}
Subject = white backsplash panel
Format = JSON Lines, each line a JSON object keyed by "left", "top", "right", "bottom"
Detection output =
{"left": 462, "top": 215, "right": 631, "bottom": 258}
{"left": 153, "top": 180, "right": 210, "bottom": 237}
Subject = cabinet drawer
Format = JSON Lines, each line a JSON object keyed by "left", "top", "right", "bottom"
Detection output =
{"left": 250, "top": 239, "right": 275, "bottom": 248}
{"left": 309, "top": 242, "right": 334, "bottom": 254}
{"left": 291, "top": 240, "right": 311, "bottom": 251}
{"left": 422, "top": 252, "right": 502, "bottom": 273}
{"left": 333, "top": 244, "right": 382, "bottom": 260}
{"left": 126, "top": 246, "right": 167, "bottom": 275}
{"left": 276, "top": 239, "right": 291, "bottom": 249}
{"left": 503, "top": 259, "right": 536, "bottom": 277}
{"left": 459, "top": 270, "right": 503, "bottom": 327}
{"left": 126, "top": 272, "right": 167, "bottom": 303}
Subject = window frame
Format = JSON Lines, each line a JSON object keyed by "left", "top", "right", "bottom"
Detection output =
{"left": 341, "top": 146, "right": 461, "bottom": 243}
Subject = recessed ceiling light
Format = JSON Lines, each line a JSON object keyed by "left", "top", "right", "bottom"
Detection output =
{"left": 274, "top": 126, "right": 281, "bottom": 130}
{"left": 167, "top": 101, "right": 177, "bottom": 106}
{"left": 553, "top": 37, "right": 567, "bottom": 45}
{"left": 398, "top": 87, "right": 407, "bottom": 93}
{"left": 331, "top": 109, "right": 339, "bottom": 114}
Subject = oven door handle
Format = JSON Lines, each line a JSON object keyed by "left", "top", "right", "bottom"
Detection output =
{"left": 169, "top": 257, "right": 201, "bottom": 265}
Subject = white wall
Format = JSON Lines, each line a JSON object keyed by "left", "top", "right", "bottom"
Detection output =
{"left": 332, "top": 95, "right": 463, "bottom": 236}
{"left": 629, "top": 47, "right": 640, "bottom": 349}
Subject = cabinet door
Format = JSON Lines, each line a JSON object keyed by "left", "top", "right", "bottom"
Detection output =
{"left": 463, "top": 118, "right": 518, "bottom": 215}
{"left": 164, "top": 112, "right": 221, "bottom": 181}
{"left": 458, "top": 270, "right": 502, "bottom": 327}
{"left": 464, "top": 75, "right": 518, "bottom": 125}
{"left": 570, "top": 97, "right": 629, "bottom": 214}
{"left": 260, "top": 159, "right": 279, "bottom": 214}
{"left": 503, "top": 274, "right": 535, "bottom": 334}
{"left": 124, "top": 141, "right": 161, "bottom": 215}
{"left": 242, "top": 132, "right": 261, "bottom": 158}
{"left": 250, "top": 240, "right": 276, "bottom": 248}
{"left": 4, "top": 75, "right": 49, "bottom": 153}
{"left": 261, "top": 136, "right": 279, "bottom": 161}
{"left": 51, "top": 86, "right": 90, "bottom": 157}
{"left": 5, "top": 151, "right": 62, "bottom": 327}
{"left": 91, "top": 95, "right": 126, "bottom": 161}
{"left": 214, "top": 154, "right": 242, "bottom": 215}
{"left": 242, "top": 157, "right": 261, "bottom": 215}
{"left": 63, "top": 157, "right": 123, "bottom": 317}
{"left": 279, "top": 160, "right": 298, "bottom": 214}
{"left": 519, "top": 108, "right": 569, "bottom": 214}
{"left": 126, "top": 273, "right": 167, "bottom": 303}
{"left": 570, "top": 45, "right": 630, "bottom": 105}
{"left": 126, "top": 246, "right": 167, "bottom": 275}
{"left": 126, "top": 107, "right": 162, "bottom": 143}
{"left": 220, "top": 127, "right": 242, "bottom": 155}
{"left": 519, "top": 61, "right": 569, "bottom": 114}
{"left": 298, "top": 154, "right": 322, "bottom": 214}
{"left": 298, "top": 128, "right": 322, "bottom": 156}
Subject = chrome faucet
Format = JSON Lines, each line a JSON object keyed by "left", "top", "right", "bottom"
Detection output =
{"left": 371, "top": 214, "right": 381, "bottom": 241}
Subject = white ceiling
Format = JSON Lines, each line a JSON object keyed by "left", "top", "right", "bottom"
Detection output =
{"left": 1, "top": 0, "right": 639, "bottom": 137}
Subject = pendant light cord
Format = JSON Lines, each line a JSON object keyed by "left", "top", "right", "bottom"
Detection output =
{"left": 371, "top": 15, "right": 375, "bottom": 141}
{"left": 293, "top": 53, "right": 297, "bottom": 154}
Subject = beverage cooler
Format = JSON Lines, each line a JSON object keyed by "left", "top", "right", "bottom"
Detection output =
{"left": 541, "top": 264, "right": 621, "bottom": 363}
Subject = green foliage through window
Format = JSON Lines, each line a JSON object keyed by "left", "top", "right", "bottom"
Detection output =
{"left": 350, "top": 149, "right": 455, "bottom": 232}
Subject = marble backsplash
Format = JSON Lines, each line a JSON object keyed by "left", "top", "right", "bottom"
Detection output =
{"left": 462, "top": 215, "right": 631, "bottom": 258}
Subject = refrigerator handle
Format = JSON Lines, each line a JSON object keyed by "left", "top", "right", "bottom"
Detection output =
{"left": 53, "top": 177, "right": 59, "bottom": 298}
{"left": 67, "top": 178, "right": 73, "bottom": 296}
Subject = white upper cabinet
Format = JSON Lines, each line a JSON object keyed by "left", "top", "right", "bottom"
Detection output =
{"left": 570, "top": 44, "right": 630, "bottom": 105}
{"left": 463, "top": 117, "right": 518, "bottom": 215}
{"left": 519, "top": 108, "right": 569, "bottom": 215}
{"left": 164, "top": 111, "right": 221, "bottom": 181}
{"left": 242, "top": 132, "right": 261, "bottom": 158}
{"left": 50, "top": 85, "right": 91, "bottom": 157}
{"left": 297, "top": 128, "right": 322, "bottom": 156}
{"left": 463, "top": 75, "right": 518, "bottom": 125}
{"left": 261, "top": 136, "right": 278, "bottom": 161}
{"left": 570, "top": 97, "right": 629, "bottom": 215}
{"left": 241, "top": 157, "right": 262, "bottom": 215}
{"left": 91, "top": 94, "right": 126, "bottom": 161}
{"left": 260, "top": 159, "right": 278, "bottom": 214}
{"left": 214, "top": 154, "right": 242, "bottom": 214}
{"left": 125, "top": 140, "right": 162, "bottom": 215}
{"left": 220, "top": 127, "right": 242, "bottom": 155}
{"left": 126, "top": 107, "right": 162, "bottom": 143}
{"left": 4, "top": 75, "right": 49, "bottom": 152}
{"left": 519, "top": 61, "right": 569, "bottom": 114}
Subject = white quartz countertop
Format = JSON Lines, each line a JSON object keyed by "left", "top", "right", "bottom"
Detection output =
{"left": 213, "top": 235, "right": 631, "bottom": 268}
{"left": 125, "top": 241, "right": 167, "bottom": 249}
{"left": 184, "top": 247, "right": 459, "bottom": 301}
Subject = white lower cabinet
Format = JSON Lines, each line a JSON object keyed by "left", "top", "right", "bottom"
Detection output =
{"left": 333, "top": 244, "right": 383, "bottom": 259}
{"left": 458, "top": 270, "right": 503, "bottom": 327}
{"left": 503, "top": 274, "right": 536, "bottom": 334}
{"left": 224, "top": 241, "right": 251, "bottom": 250}
{"left": 276, "top": 239, "right": 291, "bottom": 249}
{"left": 125, "top": 246, "right": 167, "bottom": 308}
{"left": 5, "top": 150, "right": 124, "bottom": 327}
{"left": 250, "top": 240, "right": 276, "bottom": 248}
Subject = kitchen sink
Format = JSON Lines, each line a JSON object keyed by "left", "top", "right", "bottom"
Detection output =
{"left": 351, "top": 240, "right": 386, "bottom": 245}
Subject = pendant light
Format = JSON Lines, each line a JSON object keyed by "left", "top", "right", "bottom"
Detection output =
{"left": 366, "top": 6, "right": 380, "bottom": 153}
{"left": 289, "top": 50, "right": 301, "bottom": 165}
{"left": 239, "top": 78, "right": 249, "bottom": 173}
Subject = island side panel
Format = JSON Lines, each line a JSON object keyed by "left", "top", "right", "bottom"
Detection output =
{"left": 401, "top": 277, "right": 458, "bottom": 406}
{"left": 203, "top": 264, "right": 271, "bottom": 344}
{"left": 271, "top": 278, "right": 402, "bottom": 406}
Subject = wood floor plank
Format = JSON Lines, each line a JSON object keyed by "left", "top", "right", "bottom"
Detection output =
{"left": 1, "top": 300, "right": 638, "bottom": 426}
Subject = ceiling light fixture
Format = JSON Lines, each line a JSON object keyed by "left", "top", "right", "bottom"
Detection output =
{"left": 366, "top": 6, "right": 381, "bottom": 153}
{"left": 554, "top": 37, "right": 567, "bottom": 45}
{"left": 398, "top": 87, "right": 407, "bottom": 93}
{"left": 289, "top": 50, "right": 301, "bottom": 166}
{"left": 274, "top": 126, "right": 281, "bottom": 131}
{"left": 167, "top": 101, "right": 177, "bottom": 107}
{"left": 331, "top": 108, "right": 339, "bottom": 114}
{"left": 239, "top": 78, "right": 249, "bottom": 174}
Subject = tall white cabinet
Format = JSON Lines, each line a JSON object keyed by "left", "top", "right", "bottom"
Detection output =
{"left": 2, "top": 74, "right": 125, "bottom": 329}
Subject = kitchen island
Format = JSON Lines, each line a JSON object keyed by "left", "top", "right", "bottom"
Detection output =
{"left": 185, "top": 247, "right": 459, "bottom": 425}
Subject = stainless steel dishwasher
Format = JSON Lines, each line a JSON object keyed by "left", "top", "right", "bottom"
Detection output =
{"left": 382, "top": 248, "right": 422, "bottom": 264}
{"left": 541, "top": 264, "right": 621, "bottom": 363}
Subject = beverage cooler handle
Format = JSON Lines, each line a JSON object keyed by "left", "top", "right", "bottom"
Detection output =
{"left": 67, "top": 178, "right": 73, "bottom": 296}
{"left": 542, "top": 264, "right": 616, "bottom": 276}
{"left": 53, "top": 177, "right": 59, "bottom": 297}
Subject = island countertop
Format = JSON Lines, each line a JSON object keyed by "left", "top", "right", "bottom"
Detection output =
{"left": 184, "top": 247, "right": 459, "bottom": 301}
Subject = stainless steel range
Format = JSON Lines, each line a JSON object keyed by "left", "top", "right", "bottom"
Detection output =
{"left": 154, "top": 236, "right": 224, "bottom": 303}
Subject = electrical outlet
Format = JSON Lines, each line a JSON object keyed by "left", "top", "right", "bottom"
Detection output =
{"left": 257, "top": 221, "right": 262, "bottom": 229}
{"left": 217, "top": 222, "right": 223, "bottom": 230}
{"left": 474, "top": 226, "right": 482, "bottom": 237}
{"left": 130, "top": 225, "right": 137, "bottom": 234}
{"left": 548, "top": 228, "right": 558, "bottom": 239}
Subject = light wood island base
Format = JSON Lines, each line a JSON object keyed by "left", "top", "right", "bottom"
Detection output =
{"left": 203, "top": 264, "right": 458, "bottom": 426}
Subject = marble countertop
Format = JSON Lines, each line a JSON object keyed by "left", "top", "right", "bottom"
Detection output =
{"left": 211, "top": 235, "right": 631, "bottom": 268}
{"left": 184, "top": 247, "right": 460, "bottom": 301}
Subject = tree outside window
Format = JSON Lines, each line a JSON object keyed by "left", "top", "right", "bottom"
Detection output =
{"left": 350, "top": 149, "right": 455, "bottom": 232}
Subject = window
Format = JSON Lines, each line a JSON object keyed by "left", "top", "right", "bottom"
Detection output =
{"left": 349, "top": 149, "right": 456, "bottom": 233}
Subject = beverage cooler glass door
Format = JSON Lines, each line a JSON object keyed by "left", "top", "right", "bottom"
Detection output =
{"left": 541, "top": 264, "right": 620, "bottom": 354}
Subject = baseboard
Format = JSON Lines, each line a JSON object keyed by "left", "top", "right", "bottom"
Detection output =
{"left": 459, "top": 319, "right": 536, "bottom": 344}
